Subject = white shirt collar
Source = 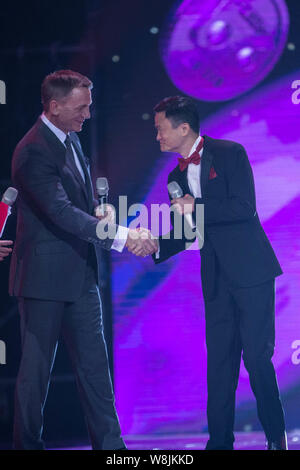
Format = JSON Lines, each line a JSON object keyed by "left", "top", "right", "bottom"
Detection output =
{"left": 188, "top": 135, "right": 203, "bottom": 158}
{"left": 41, "top": 113, "right": 68, "bottom": 145}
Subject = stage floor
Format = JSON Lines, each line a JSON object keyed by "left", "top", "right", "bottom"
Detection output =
{"left": 49, "top": 430, "right": 300, "bottom": 450}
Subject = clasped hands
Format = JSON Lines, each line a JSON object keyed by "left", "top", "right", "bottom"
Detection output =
{"left": 94, "top": 195, "right": 195, "bottom": 258}
{"left": 95, "top": 204, "right": 158, "bottom": 258}
{"left": 125, "top": 227, "right": 158, "bottom": 257}
{"left": 125, "top": 193, "right": 195, "bottom": 257}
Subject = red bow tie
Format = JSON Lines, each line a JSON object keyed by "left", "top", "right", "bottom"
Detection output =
{"left": 178, "top": 137, "right": 204, "bottom": 172}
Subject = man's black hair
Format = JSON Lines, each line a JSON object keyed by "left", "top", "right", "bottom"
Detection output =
{"left": 154, "top": 96, "right": 200, "bottom": 134}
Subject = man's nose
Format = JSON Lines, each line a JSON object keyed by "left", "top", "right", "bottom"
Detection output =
{"left": 83, "top": 108, "right": 91, "bottom": 119}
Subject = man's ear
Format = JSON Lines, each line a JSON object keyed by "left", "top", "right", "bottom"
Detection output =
{"left": 49, "top": 99, "right": 60, "bottom": 116}
{"left": 180, "top": 122, "right": 190, "bottom": 136}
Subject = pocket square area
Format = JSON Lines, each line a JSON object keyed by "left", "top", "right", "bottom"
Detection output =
{"left": 209, "top": 167, "right": 217, "bottom": 179}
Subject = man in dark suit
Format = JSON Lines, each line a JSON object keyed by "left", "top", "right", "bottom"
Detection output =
{"left": 153, "top": 96, "right": 287, "bottom": 450}
{"left": 9, "top": 70, "right": 157, "bottom": 450}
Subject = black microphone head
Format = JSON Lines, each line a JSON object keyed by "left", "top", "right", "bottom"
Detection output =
{"left": 1, "top": 187, "right": 18, "bottom": 206}
{"left": 96, "top": 177, "right": 109, "bottom": 196}
{"left": 167, "top": 181, "right": 183, "bottom": 199}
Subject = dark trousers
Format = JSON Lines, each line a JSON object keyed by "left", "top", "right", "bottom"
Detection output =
{"left": 204, "top": 264, "right": 285, "bottom": 450}
{"left": 13, "top": 264, "right": 125, "bottom": 450}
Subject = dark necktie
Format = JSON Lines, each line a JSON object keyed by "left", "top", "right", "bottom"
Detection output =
{"left": 64, "top": 135, "right": 95, "bottom": 213}
{"left": 178, "top": 137, "right": 204, "bottom": 172}
{"left": 64, "top": 135, "right": 85, "bottom": 182}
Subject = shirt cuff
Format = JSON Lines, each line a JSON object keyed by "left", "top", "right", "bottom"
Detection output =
{"left": 111, "top": 225, "right": 129, "bottom": 252}
{"left": 155, "top": 241, "right": 160, "bottom": 259}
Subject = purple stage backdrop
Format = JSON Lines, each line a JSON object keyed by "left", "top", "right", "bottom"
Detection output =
{"left": 111, "top": 68, "right": 300, "bottom": 435}
{"left": 160, "top": 0, "right": 289, "bottom": 101}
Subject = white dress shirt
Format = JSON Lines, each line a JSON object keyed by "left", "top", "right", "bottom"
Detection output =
{"left": 155, "top": 135, "right": 203, "bottom": 259}
{"left": 40, "top": 113, "right": 128, "bottom": 252}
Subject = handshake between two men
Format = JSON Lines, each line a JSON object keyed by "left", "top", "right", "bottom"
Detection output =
{"left": 126, "top": 227, "right": 158, "bottom": 257}
{"left": 95, "top": 204, "right": 159, "bottom": 258}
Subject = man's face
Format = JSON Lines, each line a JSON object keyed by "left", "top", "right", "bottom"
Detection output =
{"left": 154, "top": 111, "right": 185, "bottom": 153}
{"left": 52, "top": 87, "right": 92, "bottom": 133}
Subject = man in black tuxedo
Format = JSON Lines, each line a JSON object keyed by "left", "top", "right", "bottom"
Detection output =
{"left": 9, "top": 70, "right": 157, "bottom": 450}
{"left": 153, "top": 96, "right": 287, "bottom": 450}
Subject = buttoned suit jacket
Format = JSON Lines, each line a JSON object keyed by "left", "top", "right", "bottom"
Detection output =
{"left": 9, "top": 117, "right": 117, "bottom": 301}
{"left": 154, "top": 136, "right": 282, "bottom": 298}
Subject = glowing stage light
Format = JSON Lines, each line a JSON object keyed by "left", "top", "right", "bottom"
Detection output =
{"left": 160, "top": 0, "right": 290, "bottom": 101}
{"left": 150, "top": 26, "right": 159, "bottom": 34}
{"left": 207, "top": 20, "right": 230, "bottom": 45}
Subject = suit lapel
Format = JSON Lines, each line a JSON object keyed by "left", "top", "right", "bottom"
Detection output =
{"left": 65, "top": 145, "right": 87, "bottom": 195}
{"left": 38, "top": 119, "right": 92, "bottom": 211}
{"left": 200, "top": 135, "right": 214, "bottom": 197}
{"left": 70, "top": 135, "right": 95, "bottom": 214}
{"left": 171, "top": 166, "right": 190, "bottom": 197}
{"left": 38, "top": 118, "right": 66, "bottom": 161}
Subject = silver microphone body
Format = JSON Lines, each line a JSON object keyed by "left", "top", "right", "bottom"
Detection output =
{"left": 96, "top": 177, "right": 109, "bottom": 216}
{"left": 0, "top": 187, "right": 18, "bottom": 238}
{"left": 167, "top": 181, "right": 183, "bottom": 200}
{"left": 1, "top": 187, "right": 18, "bottom": 206}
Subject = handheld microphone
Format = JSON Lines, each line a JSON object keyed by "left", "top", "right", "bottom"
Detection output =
{"left": 167, "top": 181, "right": 183, "bottom": 200}
{"left": 0, "top": 187, "right": 18, "bottom": 238}
{"left": 168, "top": 180, "right": 193, "bottom": 226}
{"left": 167, "top": 181, "right": 203, "bottom": 245}
{"left": 96, "top": 177, "right": 109, "bottom": 217}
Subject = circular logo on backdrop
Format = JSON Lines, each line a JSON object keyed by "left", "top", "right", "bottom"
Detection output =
{"left": 160, "top": 0, "right": 290, "bottom": 101}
